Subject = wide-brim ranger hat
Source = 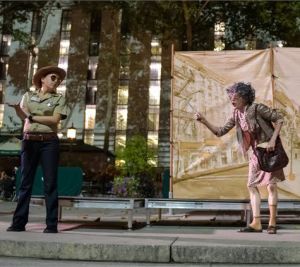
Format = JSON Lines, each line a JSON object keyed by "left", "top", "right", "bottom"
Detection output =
{"left": 32, "top": 66, "right": 66, "bottom": 89}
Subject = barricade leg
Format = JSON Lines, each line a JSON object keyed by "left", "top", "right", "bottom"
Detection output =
{"left": 128, "top": 209, "right": 133, "bottom": 230}
{"left": 146, "top": 208, "right": 151, "bottom": 226}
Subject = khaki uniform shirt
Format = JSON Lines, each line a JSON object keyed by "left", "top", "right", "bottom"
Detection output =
{"left": 21, "top": 91, "right": 68, "bottom": 133}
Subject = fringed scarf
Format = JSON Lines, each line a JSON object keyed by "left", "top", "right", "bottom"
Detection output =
{"left": 235, "top": 108, "right": 252, "bottom": 156}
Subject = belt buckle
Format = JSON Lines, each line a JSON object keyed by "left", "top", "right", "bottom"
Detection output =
{"left": 38, "top": 134, "right": 43, "bottom": 141}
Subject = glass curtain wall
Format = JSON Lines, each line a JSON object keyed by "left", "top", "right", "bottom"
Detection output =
{"left": 0, "top": 22, "right": 12, "bottom": 127}
{"left": 147, "top": 37, "right": 162, "bottom": 165}
{"left": 0, "top": 35, "right": 11, "bottom": 81}
{"left": 115, "top": 36, "right": 130, "bottom": 150}
{"left": 28, "top": 11, "right": 42, "bottom": 91}
{"left": 84, "top": 11, "right": 101, "bottom": 145}
{"left": 57, "top": 10, "right": 71, "bottom": 96}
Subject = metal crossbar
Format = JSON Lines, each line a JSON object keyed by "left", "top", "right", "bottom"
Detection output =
{"left": 31, "top": 197, "right": 300, "bottom": 229}
{"left": 144, "top": 198, "right": 300, "bottom": 226}
{"left": 145, "top": 198, "right": 251, "bottom": 225}
{"left": 31, "top": 196, "right": 144, "bottom": 230}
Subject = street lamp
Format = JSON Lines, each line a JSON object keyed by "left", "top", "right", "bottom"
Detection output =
{"left": 67, "top": 123, "right": 76, "bottom": 141}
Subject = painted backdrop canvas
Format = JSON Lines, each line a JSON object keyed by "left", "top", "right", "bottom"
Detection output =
{"left": 172, "top": 48, "right": 300, "bottom": 200}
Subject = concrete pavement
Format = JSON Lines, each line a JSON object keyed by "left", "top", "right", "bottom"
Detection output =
{"left": 1, "top": 200, "right": 300, "bottom": 264}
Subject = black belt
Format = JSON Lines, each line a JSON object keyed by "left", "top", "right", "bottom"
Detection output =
{"left": 23, "top": 132, "right": 58, "bottom": 141}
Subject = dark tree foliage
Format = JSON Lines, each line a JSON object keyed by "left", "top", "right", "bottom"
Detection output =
{"left": 216, "top": 1, "right": 300, "bottom": 48}
{"left": 90, "top": 0, "right": 300, "bottom": 50}
{"left": 2, "top": 1, "right": 300, "bottom": 49}
{"left": 0, "top": 1, "right": 60, "bottom": 44}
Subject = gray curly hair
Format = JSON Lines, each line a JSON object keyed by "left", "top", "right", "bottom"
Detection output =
{"left": 226, "top": 82, "right": 255, "bottom": 105}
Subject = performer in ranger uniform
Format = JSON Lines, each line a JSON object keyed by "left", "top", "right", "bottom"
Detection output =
{"left": 6, "top": 66, "right": 67, "bottom": 233}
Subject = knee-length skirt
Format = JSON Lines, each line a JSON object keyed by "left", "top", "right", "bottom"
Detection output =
{"left": 247, "top": 149, "right": 286, "bottom": 187}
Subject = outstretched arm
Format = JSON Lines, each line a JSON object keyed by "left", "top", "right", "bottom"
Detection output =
{"left": 194, "top": 111, "right": 236, "bottom": 137}
{"left": 194, "top": 112, "right": 220, "bottom": 135}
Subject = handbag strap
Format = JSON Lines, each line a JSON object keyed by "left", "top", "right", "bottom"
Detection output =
{"left": 250, "top": 104, "right": 269, "bottom": 164}
{"left": 250, "top": 105, "right": 259, "bottom": 156}
{"left": 254, "top": 104, "right": 281, "bottom": 145}
{"left": 254, "top": 104, "right": 258, "bottom": 138}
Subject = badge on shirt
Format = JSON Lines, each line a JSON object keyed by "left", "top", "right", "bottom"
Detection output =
{"left": 47, "top": 102, "right": 54, "bottom": 107}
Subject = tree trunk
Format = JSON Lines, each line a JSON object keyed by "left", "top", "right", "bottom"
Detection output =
{"left": 95, "top": 8, "right": 121, "bottom": 152}
{"left": 126, "top": 30, "right": 151, "bottom": 139}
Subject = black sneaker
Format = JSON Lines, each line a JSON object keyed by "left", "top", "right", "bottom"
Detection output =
{"left": 43, "top": 228, "right": 58, "bottom": 233}
{"left": 6, "top": 225, "right": 26, "bottom": 232}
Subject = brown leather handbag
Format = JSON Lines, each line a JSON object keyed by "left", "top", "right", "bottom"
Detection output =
{"left": 255, "top": 137, "right": 289, "bottom": 172}
{"left": 253, "top": 105, "right": 289, "bottom": 172}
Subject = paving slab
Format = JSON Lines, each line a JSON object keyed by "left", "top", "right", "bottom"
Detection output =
{"left": 0, "top": 231, "right": 173, "bottom": 262}
{"left": 1, "top": 200, "right": 300, "bottom": 264}
{"left": 172, "top": 236, "right": 300, "bottom": 264}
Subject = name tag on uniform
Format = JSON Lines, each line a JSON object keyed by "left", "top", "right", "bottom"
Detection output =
{"left": 30, "top": 96, "right": 41, "bottom": 102}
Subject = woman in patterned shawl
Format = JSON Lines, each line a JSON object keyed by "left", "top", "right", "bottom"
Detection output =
{"left": 194, "top": 82, "right": 286, "bottom": 234}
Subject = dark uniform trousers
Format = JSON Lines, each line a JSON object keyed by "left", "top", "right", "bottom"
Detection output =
{"left": 12, "top": 137, "right": 59, "bottom": 229}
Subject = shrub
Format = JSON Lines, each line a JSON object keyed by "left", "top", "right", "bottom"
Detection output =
{"left": 112, "top": 135, "right": 157, "bottom": 197}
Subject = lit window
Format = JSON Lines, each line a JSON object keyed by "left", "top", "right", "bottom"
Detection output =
{"left": 65, "top": 22, "right": 71, "bottom": 32}
{"left": 149, "top": 80, "right": 160, "bottom": 106}
{"left": 33, "top": 63, "right": 38, "bottom": 74}
{"left": 151, "top": 39, "right": 160, "bottom": 47}
{"left": 151, "top": 38, "right": 161, "bottom": 55}
{"left": 115, "top": 134, "right": 126, "bottom": 149}
{"left": 61, "top": 11, "right": 72, "bottom": 32}
{"left": 214, "top": 22, "right": 225, "bottom": 51}
{"left": 148, "top": 108, "right": 159, "bottom": 131}
{"left": 116, "top": 107, "right": 127, "bottom": 130}
{"left": 214, "top": 22, "right": 225, "bottom": 36}
{"left": 147, "top": 131, "right": 158, "bottom": 166}
{"left": 86, "top": 85, "right": 97, "bottom": 105}
{"left": 119, "top": 55, "right": 130, "bottom": 79}
{"left": 56, "top": 84, "right": 66, "bottom": 95}
{"left": 85, "top": 105, "right": 96, "bottom": 129}
{"left": 58, "top": 56, "right": 68, "bottom": 71}
{"left": 31, "top": 12, "right": 42, "bottom": 42}
{"left": 0, "top": 60, "right": 8, "bottom": 80}
{"left": 148, "top": 37, "right": 162, "bottom": 159}
{"left": 60, "top": 39, "right": 70, "bottom": 49}
{"left": 60, "top": 46, "right": 68, "bottom": 55}
{"left": 150, "top": 62, "right": 161, "bottom": 80}
{"left": 1, "top": 34, "right": 12, "bottom": 55}
{"left": 277, "top": 40, "right": 285, "bottom": 48}
{"left": 245, "top": 40, "right": 256, "bottom": 50}
{"left": 61, "top": 31, "right": 70, "bottom": 40}
{"left": 89, "top": 12, "right": 101, "bottom": 57}
{"left": 88, "top": 57, "right": 98, "bottom": 80}
{"left": 117, "top": 85, "right": 128, "bottom": 105}
{"left": 57, "top": 11, "right": 71, "bottom": 75}
{"left": 84, "top": 105, "right": 96, "bottom": 145}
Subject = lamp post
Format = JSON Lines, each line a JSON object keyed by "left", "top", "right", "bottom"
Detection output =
{"left": 67, "top": 123, "right": 77, "bottom": 142}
